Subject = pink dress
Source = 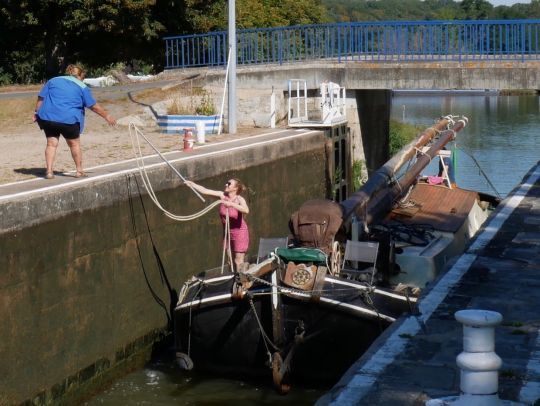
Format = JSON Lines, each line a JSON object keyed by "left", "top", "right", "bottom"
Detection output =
{"left": 219, "top": 196, "right": 249, "bottom": 253}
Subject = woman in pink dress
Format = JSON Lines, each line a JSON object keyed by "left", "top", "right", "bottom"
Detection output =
{"left": 184, "top": 178, "right": 250, "bottom": 271}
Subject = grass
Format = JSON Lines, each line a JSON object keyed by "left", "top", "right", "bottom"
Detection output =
{"left": 0, "top": 98, "right": 35, "bottom": 129}
{"left": 500, "top": 369, "right": 523, "bottom": 380}
{"left": 502, "top": 321, "right": 524, "bottom": 327}
{"left": 389, "top": 119, "right": 425, "bottom": 156}
{"left": 0, "top": 83, "right": 42, "bottom": 93}
{"left": 352, "top": 159, "right": 365, "bottom": 190}
{"left": 166, "top": 87, "right": 216, "bottom": 116}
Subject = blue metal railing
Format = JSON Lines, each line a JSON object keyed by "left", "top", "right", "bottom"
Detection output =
{"left": 164, "top": 20, "right": 540, "bottom": 69}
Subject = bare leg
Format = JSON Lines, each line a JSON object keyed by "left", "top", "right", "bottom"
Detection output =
{"left": 66, "top": 137, "right": 83, "bottom": 173}
{"left": 234, "top": 252, "right": 246, "bottom": 271}
{"left": 45, "top": 137, "right": 59, "bottom": 174}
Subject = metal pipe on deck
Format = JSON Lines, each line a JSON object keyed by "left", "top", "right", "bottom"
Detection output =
{"left": 396, "top": 118, "right": 466, "bottom": 192}
{"left": 340, "top": 116, "right": 467, "bottom": 226}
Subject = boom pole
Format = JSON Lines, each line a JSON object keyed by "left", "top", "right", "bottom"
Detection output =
{"left": 340, "top": 116, "right": 468, "bottom": 226}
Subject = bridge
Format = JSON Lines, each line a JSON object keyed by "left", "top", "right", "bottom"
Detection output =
{"left": 163, "top": 19, "right": 540, "bottom": 90}
{"left": 162, "top": 20, "right": 540, "bottom": 172}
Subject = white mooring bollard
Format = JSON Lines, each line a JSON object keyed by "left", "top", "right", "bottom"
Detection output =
{"left": 195, "top": 121, "right": 205, "bottom": 144}
{"left": 427, "top": 309, "right": 523, "bottom": 406}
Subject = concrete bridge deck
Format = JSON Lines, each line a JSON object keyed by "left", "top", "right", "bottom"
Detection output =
{"left": 321, "top": 161, "right": 540, "bottom": 405}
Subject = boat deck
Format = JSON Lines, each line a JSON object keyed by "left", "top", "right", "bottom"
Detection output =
{"left": 387, "top": 182, "right": 479, "bottom": 233}
{"left": 320, "top": 162, "right": 540, "bottom": 405}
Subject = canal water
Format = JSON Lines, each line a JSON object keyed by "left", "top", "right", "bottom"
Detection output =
{"left": 393, "top": 92, "right": 540, "bottom": 198}
{"left": 87, "top": 92, "right": 539, "bottom": 405}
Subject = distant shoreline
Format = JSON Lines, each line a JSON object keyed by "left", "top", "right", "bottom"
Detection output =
{"left": 393, "top": 89, "right": 499, "bottom": 96}
{"left": 393, "top": 89, "right": 538, "bottom": 96}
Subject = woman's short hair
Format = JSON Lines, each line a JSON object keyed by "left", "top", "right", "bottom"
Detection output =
{"left": 65, "top": 64, "right": 86, "bottom": 79}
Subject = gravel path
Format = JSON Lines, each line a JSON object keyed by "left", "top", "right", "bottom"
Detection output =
{"left": 0, "top": 80, "right": 187, "bottom": 184}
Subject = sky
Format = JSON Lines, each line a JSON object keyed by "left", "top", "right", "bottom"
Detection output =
{"left": 488, "top": 0, "right": 531, "bottom": 5}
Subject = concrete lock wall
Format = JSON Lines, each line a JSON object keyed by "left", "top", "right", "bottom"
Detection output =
{"left": 0, "top": 133, "right": 327, "bottom": 405}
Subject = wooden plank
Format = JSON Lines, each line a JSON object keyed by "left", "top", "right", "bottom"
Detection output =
{"left": 387, "top": 183, "right": 478, "bottom": 233}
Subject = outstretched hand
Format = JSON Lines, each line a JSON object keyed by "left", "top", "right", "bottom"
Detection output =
{"left": 105, "top": 115, "right": 116, "bottom": 126}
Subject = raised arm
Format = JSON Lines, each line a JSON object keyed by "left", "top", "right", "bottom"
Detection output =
{"left": 185, "top": 180, "right": 223, "bottom": 198}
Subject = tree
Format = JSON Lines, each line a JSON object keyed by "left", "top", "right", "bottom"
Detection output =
{"left": 182, "top": 0, "right": 328, "bottom": 32}
{"left": 459, "top": 0, "right": 493, "bottom": 20}
{"left": 0, "top": 0, "right": 163, "bottom": 81}
{"left": 531, "top": 0, "right": 540, "bottom": 18}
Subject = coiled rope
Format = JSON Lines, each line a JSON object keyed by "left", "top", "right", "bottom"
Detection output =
{"left": 128, "top": 123, "right": 222, "bottom": 222}
{"left": 128, "top": 122, "right": 234, "bottom": 271}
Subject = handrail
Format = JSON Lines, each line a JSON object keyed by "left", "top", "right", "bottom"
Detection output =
{"left": 164, "top": 19, "right": 540, "bottom": 69}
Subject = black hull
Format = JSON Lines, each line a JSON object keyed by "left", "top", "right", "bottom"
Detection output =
{"left": 174, "top": 271, "right": 415, "bottom": 385}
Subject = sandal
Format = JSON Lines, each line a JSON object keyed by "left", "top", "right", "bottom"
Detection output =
{"left": 75, "top": 171, "right": 88, "bottom": 178}
{"left": 45, "top": 172, "right": 55, "bottom": 179}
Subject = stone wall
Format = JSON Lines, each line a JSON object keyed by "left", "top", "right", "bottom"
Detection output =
{"left": 0, "top": 132, "right": 327, "bottom": 405}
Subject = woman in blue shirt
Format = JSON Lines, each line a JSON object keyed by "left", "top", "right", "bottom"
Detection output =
{"left": 34, "top": 64, "right": 116, "bottom": 179}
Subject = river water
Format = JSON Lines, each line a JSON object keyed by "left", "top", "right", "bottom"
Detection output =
{"left": 393, "top": 92, "right": 540, "bottom": 198}
{"left": 87, "top": 92, "right": 539, "bottom": 405}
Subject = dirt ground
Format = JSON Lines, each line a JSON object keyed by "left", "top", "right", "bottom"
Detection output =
{"left": 0, "top": 79, "right": 248, "bottom": 185}
{"left": 0, "top": 83, "right": 183, "bottom": 185}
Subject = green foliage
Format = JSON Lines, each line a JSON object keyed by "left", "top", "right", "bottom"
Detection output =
{"left": 84, "top": 62, "right": 126, "bottom": 79}
{"left": 0, "top": 0, "right": 163, "bottom": 83}
{"left": 502, "top": 320, "right": 524, "bottom": 327}
{"left": 195, "top": 91, "right": 216, "bottom": 115}
{"left": 322, "top": 0, "right": 539, "bottom": 22}
{"left": 129, "top": 59, "right": 154, "bottom": 75}
{"left": 352, "top": 160, "right": 365, "bottom": 190}
{"left": 184, "top": 0, "right": 328, "bottom": 32}
{"left": 460, "top": 0, "right": 493, "bottom": 19}
{"left": 167, "top": 88, "right": 216, "bottom": 116}
{"left": 2, "top": 0, "right": 540, "bottom": 84}
{"left": 388, "top": 119, "right": 424, "bottom": 157}
{"left": 0, "top": 68, "right": 12, "bottom": 86}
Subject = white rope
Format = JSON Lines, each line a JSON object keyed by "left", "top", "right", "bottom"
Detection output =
{"left": 129, "top": 123, "right": 205, "bottom": 201}
{"left": 220, "top": 210, "right": 234, "bottom": 274}
{"left": 128, "top": 123, "right": 221, "bottom": 222}
{"left": 442, "top": 114, "right": 456, "bottom": 128}
{"left": 413, "top": 146, "right": 432, "bottom": 164}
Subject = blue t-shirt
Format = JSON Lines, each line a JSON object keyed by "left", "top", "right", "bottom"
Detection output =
{"left": 37, "top": 76, "right": 96, "bottom": 133}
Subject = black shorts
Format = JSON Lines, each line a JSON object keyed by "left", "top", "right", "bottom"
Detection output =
{"left": 37, "top": 118, "right": 80, "bottom": 140}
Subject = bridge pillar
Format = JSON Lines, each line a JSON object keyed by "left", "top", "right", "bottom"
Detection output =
{"left": 354, "top": 89, "right": 391, "bottom": 176}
